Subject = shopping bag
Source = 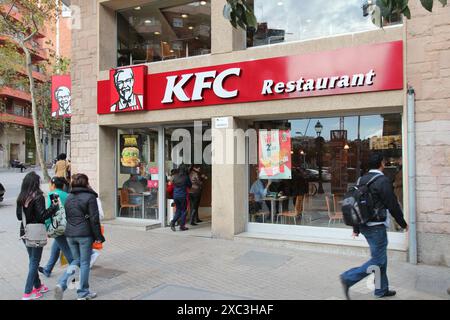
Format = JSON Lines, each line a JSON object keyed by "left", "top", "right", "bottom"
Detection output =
{"left": 92, "top": 225, "right": 105, "bottom": 250}
{"left": 60, "top": 252, "right": 68, "bottom": 266}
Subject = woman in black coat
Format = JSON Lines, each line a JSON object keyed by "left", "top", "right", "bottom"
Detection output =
{"left": 17, "top": 172, "right": 58, "bottom": 300}
{"left": 55, "top": 173, "right": 105, "bottom": 300}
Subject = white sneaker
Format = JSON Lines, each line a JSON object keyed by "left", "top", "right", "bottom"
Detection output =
{"left": 54, "top": 284, "right": 64, "bottom": 300}
{"left": 90, "top": 250, "right": 100, "bottom": 268}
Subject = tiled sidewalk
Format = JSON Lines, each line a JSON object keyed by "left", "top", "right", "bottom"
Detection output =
{"left": 0, "top": 197, "right": 449, "bottom": 300}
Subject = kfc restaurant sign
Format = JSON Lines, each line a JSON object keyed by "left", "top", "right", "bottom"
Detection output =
{"left": 97, "top": 41, "right": 403, "bottom": 114}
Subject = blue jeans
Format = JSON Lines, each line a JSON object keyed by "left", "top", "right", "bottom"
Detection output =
{"left": 58, "top": 236, "right": 93, "bottom": 298}
{"left": 341, "top": 224, "right": 389, "bottom": 296}
{"left": 42, "top": 235, "right": 74, "bottom": 276}
{"left": 171, "top": 197, "right": 187, "bottom": 227}
{"left": 23, "top": 242, "right": 43, "bottom": 294}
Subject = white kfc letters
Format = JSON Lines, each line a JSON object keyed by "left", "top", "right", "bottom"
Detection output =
{"left": 162, "top": 68, "right": 241, "bottom": 103}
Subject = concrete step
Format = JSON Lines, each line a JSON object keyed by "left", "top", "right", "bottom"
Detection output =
{"left": 234, "top": 232, "right": 408, "bottom": 262}
{"left": 102, "top": 219, "right": 161, "bottom": 231}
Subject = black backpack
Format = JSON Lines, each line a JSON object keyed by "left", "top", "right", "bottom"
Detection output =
{"left": 341, "top": 174, "right": 382, "bottom": 227}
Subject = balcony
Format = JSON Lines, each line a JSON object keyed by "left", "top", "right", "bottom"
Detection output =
{"left": 0, "top": 112, "right": 33, "bottom": 127}
{"left": 0, "top": 35, "right": 48, "bottom": 61}
{"left": 0, "top": 86, "right": 31, "bottom": 102}
{"left": 0, "top": 2, "right": 47, "bottom": 38}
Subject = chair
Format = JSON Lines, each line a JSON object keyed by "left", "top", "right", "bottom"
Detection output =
{"left": 300, "top": 195, "right": 312, "bottom": 225}
{"left": 161, "top": 42, "right": 177, "bottom": 60}
{"left": 277, "top": 198, "right": 302, "bottom": 224}
{"left": 119, "top": 188, "right": 140, "bottom": 218}
{"left": 325, "top": 195, "right": 343, "bottom": 227}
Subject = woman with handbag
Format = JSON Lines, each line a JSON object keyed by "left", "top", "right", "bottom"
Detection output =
{"left": 38, "top": 177, "right": 74, "bottom": 278}
{"left": 55, "top": 174, "right": 105, "bottom": 300}
{"left": 16, "top": 172, "right": 59, "bottom": 300}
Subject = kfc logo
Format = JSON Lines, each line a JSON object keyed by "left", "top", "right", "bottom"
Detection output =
{"left": 110, "top": 68, "right": 144, "bottom": 112}
{"left": 51, "top": 75, "right": 72, "bottom": 118}
{"left": 53, "top": 86, "right": 71, "bottom": 117}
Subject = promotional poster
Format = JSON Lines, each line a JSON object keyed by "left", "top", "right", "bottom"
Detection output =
{"left": 120, "top": 134, "right": 143, "bottom": 174}
{"left": 258, "top": 130, "right": 292, "bottom": 179}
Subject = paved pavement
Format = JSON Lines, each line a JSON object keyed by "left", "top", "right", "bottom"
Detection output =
{"left": 1, "top": 169, "right": 449, "bottom": 300}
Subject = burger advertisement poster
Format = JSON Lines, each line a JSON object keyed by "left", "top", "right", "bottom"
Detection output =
{"left": 120, "top": 134, "right": 143, "bottom": 174}
{"left": 258, "top": 130, "right": 292, "bottom": 180}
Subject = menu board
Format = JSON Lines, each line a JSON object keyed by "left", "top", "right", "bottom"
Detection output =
{"left": 119, "top": 134, "right": 143, "bottom": 174}
{"left": 258, "top": 130, "right": 292, "bottom": 180}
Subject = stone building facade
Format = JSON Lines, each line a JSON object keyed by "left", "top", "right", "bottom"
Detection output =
{"left": 70, "top": 0, "right": 450, "bottom": 266}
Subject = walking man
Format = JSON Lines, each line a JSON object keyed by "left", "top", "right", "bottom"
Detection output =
{"left": 340, "top": 153, "right": 408, "bottom": 299}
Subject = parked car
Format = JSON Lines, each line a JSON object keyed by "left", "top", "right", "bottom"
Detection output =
{"left": 0, "top": 183, "right": 5, "bottom": 202}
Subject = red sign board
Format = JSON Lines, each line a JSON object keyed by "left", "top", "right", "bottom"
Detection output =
{"left": 51, "top": 75, "right": 71, "bottom": 118}
{"left": 98, "top": 41, "right": 403, "bottom": 114}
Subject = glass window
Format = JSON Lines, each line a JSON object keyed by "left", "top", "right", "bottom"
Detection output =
{"left": 247, "top": 0, "right": 402, "bottom": 48}
{"left": 117, "top": 1, "right": 211, "bottom": 67}
{"left": 248, "top": 113, "right": 404, "bottom": 232}
{"left": 117, "top": 128, "right": 160, "bottom": 220}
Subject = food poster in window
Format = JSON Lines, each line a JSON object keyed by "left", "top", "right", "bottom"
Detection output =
{"left": 258, "top": 130, "right": 292, "bottom": 179}
{"left": 120, "top": 134, "right": 143, "bottom": 174}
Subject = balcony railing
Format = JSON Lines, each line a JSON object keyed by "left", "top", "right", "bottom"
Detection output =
{"left": 0, "top": 86, "right": 31, "bottom": 102}
{"left": 0, "top": 112, "right": 34, "bottom": 127}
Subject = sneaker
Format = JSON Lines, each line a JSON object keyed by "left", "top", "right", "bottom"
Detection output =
{"left": 196, "top": 219, "right": 203, "bottom": 223}
{"left": 376, "top": 290, "right": 396, "bottom": 298}
{"left": 180, "top": 226, "right": 189, "bottom": 231}
{"left": 22, "top": 292, "right": 43, "bottom": 300}
{"left": 190, "top": 222, "right": 198, "bottom": 226}
{"left": 38, "top": 266, "right": 51, "bottom": 278}
{"left": 77, "top": 292, "right": 97, "bottom": 300}
{"left": 33, "top": 284, "right": 49, "bottom": 294}
{"left": 339, "top": 275, "right": 351, "bottom": 300}
{"left": 54, "top": 284, "right": 64, "bottom": 300}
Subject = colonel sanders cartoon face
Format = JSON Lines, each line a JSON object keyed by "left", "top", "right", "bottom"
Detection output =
{"left": 116, "top": 68, "right": 134, "bottom": 102}
{"left": 54, "top": 86, "right": 71, "bottom": 116}
{"left": 110, "top": 68, "right": 144, "bottom": 112}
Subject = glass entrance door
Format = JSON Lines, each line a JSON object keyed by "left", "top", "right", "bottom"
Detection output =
{"left": 117, "top": 128, "right": 160, "bottom": 220}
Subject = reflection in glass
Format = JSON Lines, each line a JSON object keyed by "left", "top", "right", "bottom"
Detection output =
{"left": 248, "top": 114, "right": 403, "bottom": 232}
{"left": 247, "top": 0, "right": 402, "bottom": 48}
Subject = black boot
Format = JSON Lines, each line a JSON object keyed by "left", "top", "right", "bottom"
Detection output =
{"left": 170, "top": 222, "right": 176, "bottom": 232}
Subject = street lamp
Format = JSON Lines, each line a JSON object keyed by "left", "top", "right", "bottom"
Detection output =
{"left": 314, "top": 120, "right": 324, "bottom": 194}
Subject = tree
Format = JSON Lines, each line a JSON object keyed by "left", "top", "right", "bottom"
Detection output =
{"left": 0, "top": 0, "right": 61, "bottom": 182}
{"left": 224, "top": 0, "right": 448, "bottom": 31}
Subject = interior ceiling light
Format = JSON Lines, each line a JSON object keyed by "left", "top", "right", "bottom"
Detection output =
{"left": 200, "top": 1, "right": 207, "bottom": 5}
{"left": 188, "top": 26, "right": 194, "bottom": 30}
{"left": 134, "top": 6, "right": 141, "bottom": 10}
{"left": 181, "top": 14, "right": 188, "bottom": 18}
{"left": 144, "top": 20, "right": 151, "bottom": 24}
{"left": 154, "top": 31, "right": 160, "bottom": 35}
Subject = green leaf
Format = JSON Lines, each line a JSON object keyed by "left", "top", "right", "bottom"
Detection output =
{"left": 244, "top": 8, "right": 257, "bottom": 29}
{"left": 402, "top": 6, "right": 411, "bottom": 19}
{"left": 420, "top": 0, "right": 433, "bottom": 11}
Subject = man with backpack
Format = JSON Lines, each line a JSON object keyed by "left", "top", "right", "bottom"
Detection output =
{"left": 340, "top": 153, "right": 408, "bottom": 299}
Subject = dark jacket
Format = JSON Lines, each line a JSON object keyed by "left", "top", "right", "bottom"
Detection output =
{"left": 353, "top": 171, "right": 408, "bottom": 234}
{"left": 173, "top": 174, "right": 192, "bottom": 199}
{"left": 291, "top": 169, "right": 308, "bottom": 196}
{"left": 64, "top": 187, "right": 105, "bottom": 242}
{"left": 189, "top": 170, "right": 205, "bottom": 194}
{"left": 17, "top": 193, "right": 58, "bottom": 237}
